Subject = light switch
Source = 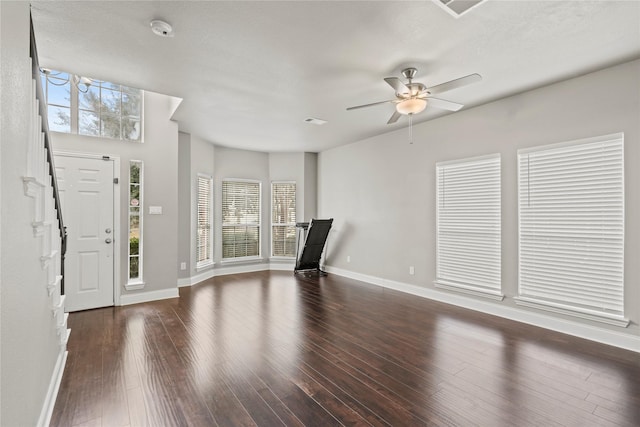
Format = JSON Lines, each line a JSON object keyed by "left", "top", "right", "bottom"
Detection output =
{"left": 149, "top": 206, "right": 163, "bottom": 215}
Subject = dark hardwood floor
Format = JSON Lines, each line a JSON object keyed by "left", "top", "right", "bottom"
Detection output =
{"left": 51, "top": 271, "right": 640, "bottom": 426}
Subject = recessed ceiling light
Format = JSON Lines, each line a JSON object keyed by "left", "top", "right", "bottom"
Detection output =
{"left": 304, "top": 117, "right": 327, "bottom": 125}
{"left": 150, "top": 19, "right": 174, "bottom": 37}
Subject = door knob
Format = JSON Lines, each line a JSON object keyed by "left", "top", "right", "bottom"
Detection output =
{"left": 105, "top": 228, "right": 112, "bottom": 234}
{"left": 105, "top": 238, "right": 112, "bottom": 244}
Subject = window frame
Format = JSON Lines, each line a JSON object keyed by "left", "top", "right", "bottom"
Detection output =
{"left": 196, "top": 173, "right": 214, "bottom": 270}
{"left": 41, "top": 69, "right": 144, "bottom": 142}
{"left": 127, "top": 160, "right": 144, "bottom": 287}
{"left": 435, "top": 153, "right": 503, "bottom": 300}
{"left": 271, "top": 181, "right": 297, "bottom": 258}
{"left": 516, "top": 133, "right": 627, "bottom": 326}
{"left": 221, "top": 179, "right": 262, "bottom": 261}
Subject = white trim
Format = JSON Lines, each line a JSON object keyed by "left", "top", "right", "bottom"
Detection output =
{"left": 220, "top": 256, "right": 264, "bottom": 264}
{"left": 196, "top": 260, "right": 214, "bottom": 272}
{"left": 119, "top": 287, "right": 179, "bottom": 306}
{"left": 517, "top": 132, "right": 623, "bottom": 155}
{"left": 124, "top": 281, "right": 145, "bottom": 291}
{"left": 515, "top": 296, "right": 629, "bottom": 327}
{"left": 325, "top": 266, "right": 640, "bottom": 353}
{"left": 37, "top": 349, "right": 68, "bottom": 427}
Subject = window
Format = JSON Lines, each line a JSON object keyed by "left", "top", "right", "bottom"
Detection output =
{"left": 128, "top": 161, "right": 143, "bottom": 283}
{"left": 435, "top": 154, "right": 502, "bottom": 299}
{"left": 271, "top": 182, "right": 296, "bottom": 257}
{"left": 41, "top": 69, "right": 142, "bottom": 141}
{"left": 517, "top": 133, "right": 626, "bottom": 326}
{"left": 196, "top": 174, "right": 213, "bottom": 268}
{"left": 222, "top": 180, "right": 261, "bottom": 260}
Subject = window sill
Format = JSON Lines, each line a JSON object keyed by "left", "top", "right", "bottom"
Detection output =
{"left": 269, "top": 256, "right": 296, "bottom": 261}
{"left": 514, "top": 296, "right": 629, "bottom": 327}
{"left": 196, "top": 261, "right": 215, "bottom": 272}
{"left": 434, "top": 280, "right": 504, "bottom": 301}
{"left": 221, "top": 256, "right": 265, "bottom": 265}
{"left": 125, "top": 280, "right": 145, "bottom": 291}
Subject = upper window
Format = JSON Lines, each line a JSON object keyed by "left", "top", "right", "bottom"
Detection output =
{"left": 197, "top": 174, "right": 214, "bottom": 269}
{"left": 41, "top": 69, "right": 143, "bottom": 141}
{"left": 222, "top": 180, "right": 261, "bottom": 260}
{"left": 271, "top": 182, "right": 296, "bottom": 257}
{"left": 435, "top": 154, "right": 502, "bottom": 299}
{"left": 517, "top": 133, "right": 626, "bottom": 326}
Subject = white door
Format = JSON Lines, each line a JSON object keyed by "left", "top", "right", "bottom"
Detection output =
{"left": 55, "top": 154, "right": 115, "bottom": 312}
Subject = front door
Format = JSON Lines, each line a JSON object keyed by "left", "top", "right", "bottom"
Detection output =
{"left": 55, "top": 154, "right": 115, "bottom": 312}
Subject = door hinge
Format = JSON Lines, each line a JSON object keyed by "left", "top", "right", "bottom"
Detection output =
{"left": 113, "top": 178, "right": 119, "bottom": 184}
{"left": 102, "top": 155, "right": 110, "bottom": 161}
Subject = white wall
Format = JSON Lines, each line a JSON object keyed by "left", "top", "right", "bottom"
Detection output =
{"left": 51, "top": 91, "right": 181, "bottom": 300}
{"left": 0, "top": 2, "right": 62, "bottom": 424}
{"left": 318, "top": 60, "right": 640, "bottom": 342}
{"left": 177, "top": 131, "right": 191, "bottom": 279}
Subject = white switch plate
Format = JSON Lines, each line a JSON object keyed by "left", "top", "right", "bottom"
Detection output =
{"left": 149, "top": 206, "right": 162, "bottom": 215}
{"left": 347, "top": 255, "right": 351, "bottom": 263}
{"left": 180, "top": 262, "right": 186, "bottom": 270}
{"left": 409, "top": 266, "right": 415, "bottom": 275}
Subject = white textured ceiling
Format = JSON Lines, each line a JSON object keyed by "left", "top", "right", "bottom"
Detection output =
{"left": 31, "top": 1, "right": 640, "bottom": 152}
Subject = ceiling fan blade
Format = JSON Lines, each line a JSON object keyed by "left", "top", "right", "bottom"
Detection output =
{"left": 384, "top": 77, "right": 410, "bottom": 94}
{"left": 346, "top": 99, "right": 395, "bottom": 111}
{"left": 427, "top": 73, "right": 482, "bottom": 95}
{"left": 387, "top": 110, "right": 402, "bottom": 124}
{"left": 426, "top": 97, "right": 464, "bottom": 111}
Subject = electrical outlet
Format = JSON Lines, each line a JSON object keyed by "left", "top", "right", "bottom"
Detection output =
{"left": 409, "top": 266, "right": 415, "bottom": 275}
{"left": 180, "top": 262, "right": 187, "bottom": 270}
{"left": 347, "top": 255, "right": 351, "bottom": 263}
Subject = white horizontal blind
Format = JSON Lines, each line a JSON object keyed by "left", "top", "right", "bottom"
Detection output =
{"left": 222, "top": 180, "right": 261, "bottom": 259}
{"left": 196, "top": 174, "right": 213, "bottom": 267}
{"left": 518, "top": 134, "right": 624, "bottom": 321}
{"left": 436, "top": 154, "right": 502, "bottom": 298}
{"left": 271, "top": 182, "right": 296, "bottom": 257}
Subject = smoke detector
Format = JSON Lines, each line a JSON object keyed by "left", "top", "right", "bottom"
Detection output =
{"left": 150, "top": 19, "right": 174, "bottom": 37}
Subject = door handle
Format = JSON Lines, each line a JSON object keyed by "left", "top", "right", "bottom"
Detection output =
{"left": 105, "top": 238, "right": 112, "bottom": 244}
{"left": 105, "top": 228, "right": 112, "bottom": 234}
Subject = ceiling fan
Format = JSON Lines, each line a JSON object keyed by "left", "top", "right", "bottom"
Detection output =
{"left": 347, "top": 68, "right": 482, "bottom": 124}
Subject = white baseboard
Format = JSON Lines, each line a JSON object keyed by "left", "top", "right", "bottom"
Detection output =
{"left": 178, "top": 260, "right": 295, "bottom": 287}
{"left": 119, "top": 287, "right": 179, "bottom": 306}
{"left": 325, "top": 266, "right": 640, "bottom": 353}
{"left": 37, "top": 349, "right": 67, "bottom": 427}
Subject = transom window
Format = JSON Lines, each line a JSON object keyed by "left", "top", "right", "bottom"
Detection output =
{"left": 222, "top": 180, "right": 261, "bottom": 259}
{"left": 40, "top": 69, "right": 143, "bottom": 141}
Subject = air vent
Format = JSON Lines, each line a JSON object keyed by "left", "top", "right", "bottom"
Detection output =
{"left": 434, "top": 0, "right": 487, "bottom": 18}
{"left": 304, "top": 117, "right": 327, "bottom": 125}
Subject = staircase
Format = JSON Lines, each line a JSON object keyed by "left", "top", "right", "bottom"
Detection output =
{"left": 22, "top": 19, "right": 70, "bottom": 350}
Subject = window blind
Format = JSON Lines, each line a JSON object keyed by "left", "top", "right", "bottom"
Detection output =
{"left": 517, "top": 133, "right": 626, "bottom": 325}
{"left": 271, "top": 182, "right": 296, "bottom": 257}
{"left": 196, "top": 175, "right": 213, "bottom": 267}
{"left": 222, "top": 180, "right": 261, "bottom": 259}
{"left": 436, "top": 154, "right": 502, "bottom": 299}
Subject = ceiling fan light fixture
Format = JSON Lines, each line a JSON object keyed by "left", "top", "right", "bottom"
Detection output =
{"left": 396, "top": 98, "right": 427, "bottom": 115}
